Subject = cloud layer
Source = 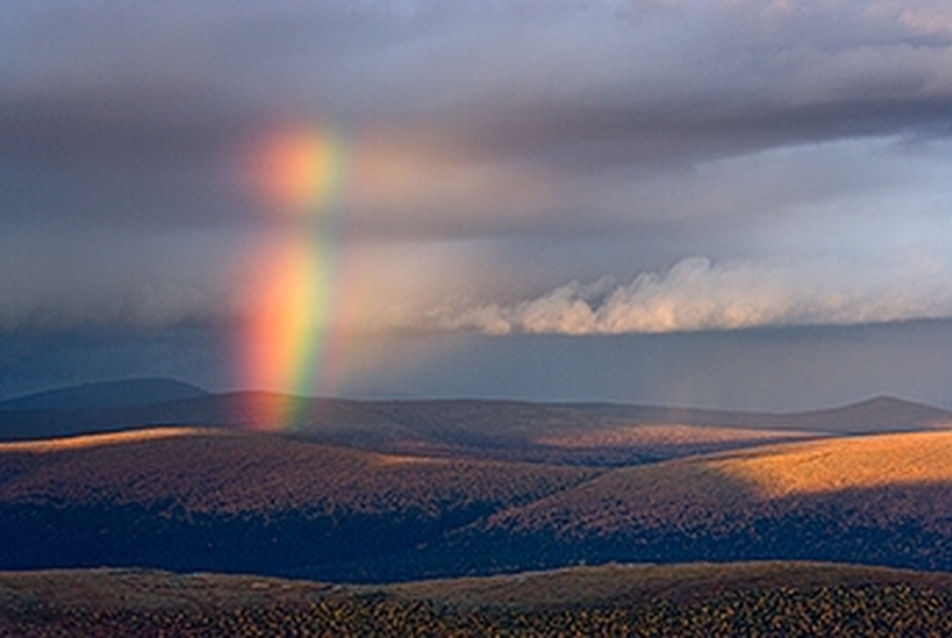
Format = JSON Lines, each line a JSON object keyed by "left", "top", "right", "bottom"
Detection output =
{"left": 2, "top": 0, "right": 951, "bottom": 234}
{"left": 432, "top": 256, "right": 952, "bottom": 335}
{"left": 2, "top": 1, "right": 952, "bottom": 339}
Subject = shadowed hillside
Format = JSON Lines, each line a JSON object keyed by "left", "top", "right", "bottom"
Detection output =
{"left": 0, "top": 427, "right": 601, "bottom": 581}
{"left": 6, "top": 562, "right": 952, "bottom": 636}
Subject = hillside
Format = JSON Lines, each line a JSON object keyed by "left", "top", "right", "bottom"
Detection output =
{"left": 364, "top": 399, "right": 820, "bottom": 464}
{"left": 478, "top": 431, "right": 952, "bottom": 572}
{"left": 6, "top": 562, "right": 952, "bottom": 636}
{"left": 385, "top": 560, "right": 952, "bottom": 611}
{"left": 0, "top": 427, "right": 601, "bottom": 581}
{"left": 6, "top": 427, "right": 952, "bottom": 580}
{"left": 0, "top": 427, "right": 601, "bottom": 515}
{"left": 0, "top": 391, "right": 410, "bottom": 446}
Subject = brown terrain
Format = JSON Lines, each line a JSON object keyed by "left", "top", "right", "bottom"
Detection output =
{"left": 487, "top": 430, "right": 952, "bottom": 537}
{"left": 4, "top": 420, "right": 952, "bottom": 581}
{"left": 386, "top": 560, "right": 952, "bottom": 611}
{"left": 5, "top": 562, "right": 952, "bottom": 636}
{"left": 4, "top": 561, "right": 952, "bottom": 614}
{"left": 6, "top": 386, "right": 952, "bottom": 627}
{"left": 0, "top": 427, "right": 600, "bottom": 516}
{"left": 5, "top": 388, "right": 952, "bottom": 635}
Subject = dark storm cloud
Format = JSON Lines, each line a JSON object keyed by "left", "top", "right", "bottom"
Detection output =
{"left": 437, "top": 94, "right": 952, "bottom": 178}
{"left": 0, "top": 85, "right": 241, "bottom": 164}
{"left": 339, "top": 319, "right": 952, "bottom": 411}
{"left": 3, "top": 0, "right": 950, "bottom": 220}
{"left": 0, "top": 225, "right": 244, "bottom": 330}
{"left": 0, "top": 1, "right": 416, "bottom": 222}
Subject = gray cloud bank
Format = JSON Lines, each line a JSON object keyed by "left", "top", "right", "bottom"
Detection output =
{"left": 3, "top": 1, "right": 951, "bottom": 230}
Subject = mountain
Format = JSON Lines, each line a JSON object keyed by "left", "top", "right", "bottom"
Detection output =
{"left": 5, "top": 426, "right": 952, "bottom": 581}
{"left": 757, "top": 395, "right": 952, "bottom": 433}
{"left": 6, "top": 562, "right": 952, "bottom": 636}
{"left": 0, "top": 378, "right": 209, "bottom": 411}
{"left": 0, "top": 391, "right": 812, "bottom": 462}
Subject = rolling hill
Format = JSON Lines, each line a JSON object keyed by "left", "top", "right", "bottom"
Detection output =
{"left": 568, "top": 395, "right": 952, "bottom": 434}
{"left": 0, "top": 427, "right": 601, "bottom": 516}
{"left": 0, "top": 427, "right": 601, "bottom": 581}
{"left": 476, "top": 431, "right": 952, "bottom": 572}
{"left": 5, "top": 424, "right": 952, "bottom": 581}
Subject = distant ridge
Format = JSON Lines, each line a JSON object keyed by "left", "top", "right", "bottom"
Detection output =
{"left": 0, "top": 378, "right": 210, "bottom": 411}
{"left": 774, "top": 395, "right": 952, "bottom": 433}
{"left": 1, "top": 387, "right": 951, "bottom": 458}
{"left": 568, "top": 395, "right": 952, "bottom": 434}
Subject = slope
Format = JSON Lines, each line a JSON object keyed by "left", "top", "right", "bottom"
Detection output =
{"left": 479, "top": 431, "right": 952, "bottom": 572}
{"left": 0, "top": 427, "right": 601, "bottom": 581}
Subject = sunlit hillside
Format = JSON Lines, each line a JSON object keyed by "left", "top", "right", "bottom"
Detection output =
{"left": 714, "top": 431, "right": 952, "bottom": 498}
{"left": 490, "top": 431, "right": 952, "bottom": 533}
{"left": 12, "top": 387, "right": 952, "bottom": 466}
{"left": 480, "top": 431, "right": 952, "bottom": 572}
{"left": 534, "top": 423, "right": 814, "bottom": 449}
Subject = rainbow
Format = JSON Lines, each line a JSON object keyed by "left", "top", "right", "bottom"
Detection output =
{"left": 241, "top": 123, "right": 346, "bottom": 430}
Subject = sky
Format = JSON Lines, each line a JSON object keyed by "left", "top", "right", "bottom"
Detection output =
{"left": 2, "top": 0, "right": 952, "bottom": 410}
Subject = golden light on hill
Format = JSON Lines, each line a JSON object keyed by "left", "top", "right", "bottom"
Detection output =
{"left": 712, "top": 431, "right": 952, "bottom": 498}
{"left": 484, "top": 430, "right": 952, "bottom": 539}
{"left": 0, "top": 427, "right": 208, "bottom": 453}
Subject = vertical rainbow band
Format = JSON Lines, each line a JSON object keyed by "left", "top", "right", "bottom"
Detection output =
{"left": 242, "top": 123, "right": 346, "bottom": 430}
